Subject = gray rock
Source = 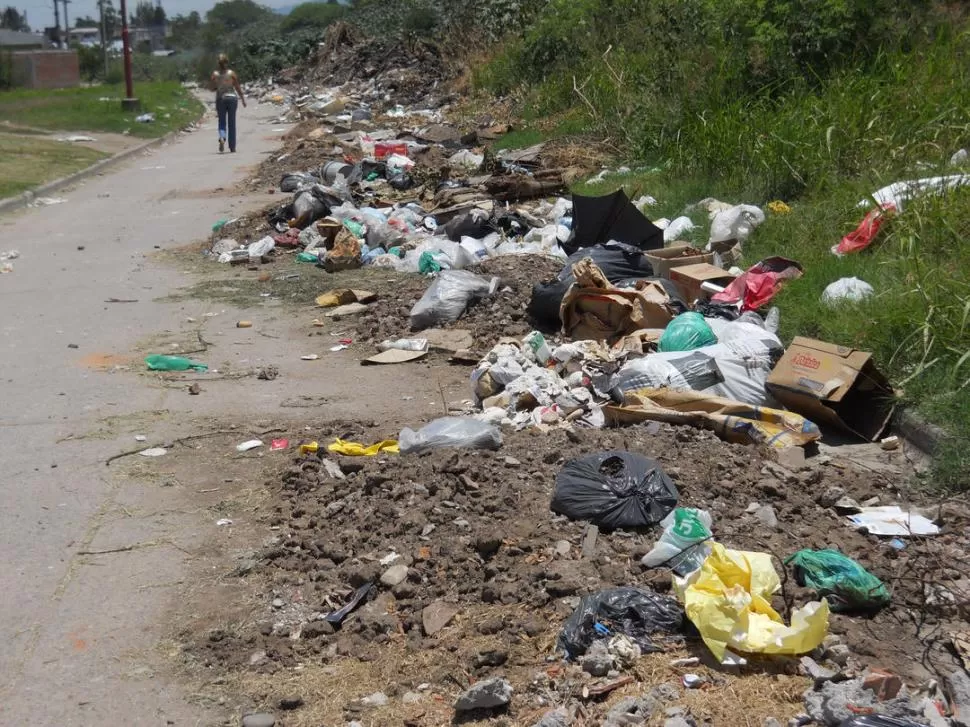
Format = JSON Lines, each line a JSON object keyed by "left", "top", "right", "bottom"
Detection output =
{"left": 947, "top": 669, "right": 970, "bottom": 727}
{"left": 664, "top": 718, "right": 695, "bottom": 727}
{"left": 764, "top": 719, "right": 783, "bottom": 727}
{"left": 402, "top": 691, "right": 423, "bottom": 704}
{"left": 422, "top": 600, "right": 459, "bottom": 636}
{"left": 380, "top": 564, "right": 408, "bottom": 587}
{"left": 242, "top": 714, "right": 276, "bottom": 727}
{"left": 824, "top": 643, "right": 850, "bottom": 666}
{"left": 803, "top": 677, "right": 926, "bottom": 726}
{"left": 581, "top": 641, "right": 612, "bottom": 677}
{"left": 604, "top": 695, "right": 659, "bottom": 726}
{"left": 754, "top": 504, "right": 779, "bottom": 529}
{"left": 554, "top": 540, "right": 572, "bottom": 558}
{"left": 531, "top": 707, "right": 570, "bottom": 727}
{"left": 271, "top": 598, "right": 284, "bottom": 609}
{"left": 817, "top": 486, "right": 845, "bottom": 508}
{"left": 504, "top": 456, "right": 521, "bottom": 466}
{"left": 361, "top": 692, "right": 388, "bottom": 708}
{"left": 799, "top": 656, "right": 837, "bottom": 682}
{"left": 454, "top": 677, "right": 513, "bottom": 712}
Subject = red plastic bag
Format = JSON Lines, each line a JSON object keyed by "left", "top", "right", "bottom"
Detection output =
{"left": 834, "top": 203, "right": 895, "bottom": 255}
{"left": 712, "top": 257, "right": 803, "bottom": 312}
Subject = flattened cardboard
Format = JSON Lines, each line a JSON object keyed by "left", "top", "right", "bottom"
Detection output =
{"left": 361, "top": 349, "right": 428, "bottom": 365}
{"left": 766, "top": 336, "right": 895, "bottom": 441}
{"left": 645, "top": 244, "right": 715, "bottom": 279}
{"left": 669, "top": 263, "right": 737, "bottom": 302}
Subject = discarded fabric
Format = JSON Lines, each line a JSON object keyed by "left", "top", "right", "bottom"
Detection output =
{"left": 551, "top": 451, "right": 678, "bottom": 530}
{"left": 786, "top": 549, "right": 890, "bottom": 612}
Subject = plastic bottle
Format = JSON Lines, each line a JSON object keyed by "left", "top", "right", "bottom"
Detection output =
{"left": 145, "top": 355, "right": 208, "bottom": 372}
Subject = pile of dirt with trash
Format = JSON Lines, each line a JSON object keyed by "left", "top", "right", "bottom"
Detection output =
{"left": 352, "top": 254, "right": 564, "bottom": 349}
{"left": 182, "top": 419, "right": 969, "bottom": 726}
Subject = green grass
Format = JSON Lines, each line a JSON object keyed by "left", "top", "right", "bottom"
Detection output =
{"left": 0, "top": 82, "right": 203, "bottom": 138}
{"left": 0, "top": 133, "right": 108, "bottom": 198}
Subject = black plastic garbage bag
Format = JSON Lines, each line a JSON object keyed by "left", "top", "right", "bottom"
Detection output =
{"left": 567, "top": 189, "right": 664, "bottom": 254}
{"left": 551, "top": 451, "right": 678, "bottom": 530}
{"left": 444, "top": 208, "right": 494, "bottom": 241}
{"left": 838, "top": 718, "right": 926, "bottom": 727}
{"left": 557, "top": 586, "right": 684, "bottom": 658}
{"left": 280, "top": 171, "right": 317, "bottom": 193}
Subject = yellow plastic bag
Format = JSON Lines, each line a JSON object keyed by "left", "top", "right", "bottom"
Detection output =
{"left": 327, "top": 438, "right": 400, "bottom": 456}
{"left": 674, "top": 543, "right": 829, "bottom": 663}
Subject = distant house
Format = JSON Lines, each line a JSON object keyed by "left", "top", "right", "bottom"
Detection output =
{"left": 0, "top": 29, "right": 49, "bottom": 50}
{"left": 67, "top": 27, "right": 101, "bottom": 47}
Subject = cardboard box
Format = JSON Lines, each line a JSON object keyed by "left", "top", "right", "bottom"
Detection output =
{"left": 668, "top": 263, "right": 737, "bottom": 302}
{"left": 766, "top": 336, "right": 895, "bottom": 441}
{"left": 645, "top": 244, "right": 715, "bottom": 279}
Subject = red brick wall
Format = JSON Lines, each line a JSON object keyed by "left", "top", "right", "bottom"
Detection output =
{"left": 10, "top": 51, "right": 79, "bottom": 89}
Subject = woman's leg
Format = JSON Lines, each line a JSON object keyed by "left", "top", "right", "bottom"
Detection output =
{"left": 216, "top": 97, "right": 227, "bottom": 151}
{"left": 227, "top": 97, "right": 238, "bottom": 152}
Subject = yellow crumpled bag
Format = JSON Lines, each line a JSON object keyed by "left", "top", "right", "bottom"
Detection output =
{"left": 327, "top": 439, "right": 400, "bottom": 456}
{"left": 674, "top": 543, "right": 829, "bottom": 663}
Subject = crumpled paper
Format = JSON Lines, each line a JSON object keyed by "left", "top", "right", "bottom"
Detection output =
{"left": 674, "top": 543, "right": 829, "bottom": 663}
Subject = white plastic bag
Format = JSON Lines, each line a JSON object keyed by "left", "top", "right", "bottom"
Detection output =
{"left": 861, "top": 174, "right": 970, "bottom": 211}
{"left": 409, "top": 270, "right": 499, "bottom": 330}
{"left": 641, "top": 507, "right": 713, "bottom": 575}
{"left": 399, "top": 417, "right": 502, "bottom": 454}
{"left": 708, "top": 204, "right": 765, "bottom": 245}
{"left": 248, "top": 236, "right": 275, "bottom": 259}
{"left": 821, "top": 277, "right": 874, "bottom": 305}
{"left": 663, "top": 216, "right": 696, "bottom": 243}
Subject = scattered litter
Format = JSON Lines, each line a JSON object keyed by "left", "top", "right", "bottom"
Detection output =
{"left": 399, "top": 417, "right": 502, "bottom": 454}
{"left": 270, "top": 439, "right": 289, "bottom": 451}
{"left": 675, "top": 542, "right": 830, "bottom": 663}
{"left": 216, "top": 518, "right": 233, "bottom": 527}
{"left": 641, "top": 508, "right": 713, "bottom": 575}
{"left": 56, "top": 135, "right": 96, "bottom": 142}
{"left": 821, "top": 277, "right": 875, "bottom": 304}
{"left": 30, "top": 197, "right": 67, "bottom": 207}
{"left": 328, "top": 439, "right": 400, "bottom": 456}
{"left": 300, "top": 354, "right": 320, "bottom": 360}
{"left": 135, "top": 113, "right": 155, "bottom": 123}
{"left": 145, "top": 355, "right": 208, "bottom": 372}
{"left": 786, "top": 549, "right": 890, "bottom": 611}
{"left": 847, "top": 506, "right": 941, "bottom": 536}
{"left": 138, "top": 447, "right": 167, "bottom": 457}
{"left": 236, "top": 440, "right": 264, "bottom": 452}
{"left": 134, "top": 435, "right": 147, "bottom": 442}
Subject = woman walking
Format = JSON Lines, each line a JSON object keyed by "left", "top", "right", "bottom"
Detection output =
{"left": 211, "top": 54, "right": 246, "bottom": 153}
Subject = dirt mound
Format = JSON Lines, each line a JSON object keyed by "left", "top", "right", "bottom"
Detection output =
{"left": 184, "top": 419, "right": 969, "bottom": 726}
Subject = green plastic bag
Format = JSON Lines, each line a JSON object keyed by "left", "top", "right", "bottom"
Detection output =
{"left": 785, "top": 549, "right": 889, "bottom": 612}
{"left": 658, "top": 312, "right": 717, "bottom": 352}
{"left": 145, "top": 354, "right": 208, "bottom": 372}
{"left": 418, "top": 250, "right": 446, "bottom": 274}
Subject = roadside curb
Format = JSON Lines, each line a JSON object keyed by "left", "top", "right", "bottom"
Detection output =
{"left": 0, "top": 128, "right": 183, "bottom": 217}
{"left": 894, "top": 407, "right": 948, "bottom": 456}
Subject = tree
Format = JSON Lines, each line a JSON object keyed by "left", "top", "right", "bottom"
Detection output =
{"left": 98, "top": 0, "right": 119, "bottom": 42}
{"left": 169, "top": 11, "right": 202, "bottom": 49}
{"left": 75, "top": 15, "right": 100, "bottom": 27}
{"left": 130, "top": 0, "right": 164, "bottom": 27}
{"left": 205, "top": 0, "right": 274, "bottom": 33}
{"left": 281, "top": 1, "right": 347, "bottom": 32}
{"left": 0, "top": 6, "right": 29, "bottom": 31}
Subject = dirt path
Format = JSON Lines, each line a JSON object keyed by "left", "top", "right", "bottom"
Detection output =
{"left": 0, "top": 93, "right": 469, "bottom": 725}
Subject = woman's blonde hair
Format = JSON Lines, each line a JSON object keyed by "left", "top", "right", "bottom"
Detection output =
{"left": 218, "top": 53, "right": 229, "bottom": 70}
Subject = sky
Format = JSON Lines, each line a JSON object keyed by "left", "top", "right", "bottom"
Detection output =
{"left": 17, "top": 0, "right": 297, "bottom": 28}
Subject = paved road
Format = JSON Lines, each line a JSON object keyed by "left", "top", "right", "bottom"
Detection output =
{"left": 0, "top": 97, "right": 289, "bottom": 726}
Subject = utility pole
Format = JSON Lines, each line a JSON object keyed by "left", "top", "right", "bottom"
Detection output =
{"left": 98, "top": 0, "right": 108, "bottom": 77}
{"left": 61, "top": 0, "right": 70, "bottom": 46}
{"left": 119, "top": 0, "right": 138, "bottom": 110}
{"left": 52, "top": 0, "right": 61, "bottom": 47}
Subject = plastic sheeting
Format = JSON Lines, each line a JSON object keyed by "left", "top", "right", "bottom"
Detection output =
{"left": 409, "top": 270, "right": 499, "bottom": 330}
{"left": 674, "top": 543, "right": 830, "bottom": 663}
{"left": 399, "top": 417, "right": 502, "bottom": 454}
{"left": 786, "top": 549, "right": 890, "bottom": 612}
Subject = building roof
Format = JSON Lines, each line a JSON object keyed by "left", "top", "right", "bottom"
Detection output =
{"left": 0, "top": 29, "right": 46, "bottom": 47}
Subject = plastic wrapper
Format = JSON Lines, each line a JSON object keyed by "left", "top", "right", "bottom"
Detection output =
{"left": 658, "top": 312, "right": 717, "bottom": 352}
{"left": 834, "top": 205, "right": 894, "bottom": 255}
{"left": 247, "top": 236, "right": 275, "bottom": 259}
{"left": 821, "top": 277, "right": 875, "bottom": 303}
{"left": 862, "top": 174, "right": 970, "bottom": 210}
{"left": 674, "top": 543, "right": 830, "bottom": 663}
{"left": 292, "top": 191, "right": 327, "bottom": 226}
{"left": 551, "top": 451, "right": 679, "bottom": 530}
{"left": 399, "top": 417, "right": 502, "bottom": 454}
{"left": 279, "top": 172, "right": 316, "bottom": 193}
{"left": 557, "top": 587, "right": 684, "bottom": 659}
{"left": 409, "top": 270, "right": 498, "bottom": 330}
{"left": 786, "top": 549, "right": 890, "bottom": 612}
{"left": 663, "top": 216, "right": 696, "bottom": 243}
{"left": 641, "top": 508, "right": 713, "bottom": 575}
